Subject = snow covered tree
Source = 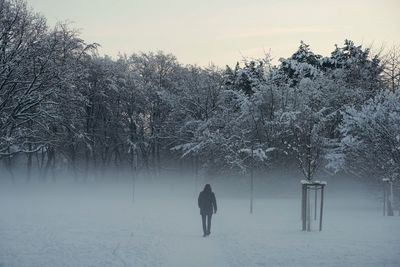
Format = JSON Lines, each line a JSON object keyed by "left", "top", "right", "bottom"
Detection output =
{"left": 224, "top": 60, "right": 267, "bottom": 96}
{"left": 1, "top": 0, "right": 396, "bottom": 188}
{"left": 0, "top": 0, "right": 48, "bottom": 162}
{"left": 278, "top": 78, "right": 331, "bottom": 180}
{"left": 334, "top": 90, "right": 400, "bottom": 214}
{"left": 128, "top": 51, "right": 181, "bottom": 172}
{"left": 321, "top": 40, "right": 383, "bottom": 101}
{"left": 277, "top": 41, "right": 322, "bottom": 87}
{"left": 337, "top": 90, "right": 400, "bottom": 182}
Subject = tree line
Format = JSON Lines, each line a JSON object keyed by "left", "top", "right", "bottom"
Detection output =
{"left": 1, "top": 0, "right": 399, "bottom": 184}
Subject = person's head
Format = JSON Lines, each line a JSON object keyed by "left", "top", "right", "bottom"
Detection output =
{"left": 204, "top": 184, "right": 212, "bottom": 192}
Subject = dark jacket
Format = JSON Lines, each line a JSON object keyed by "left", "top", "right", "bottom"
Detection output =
{"left": 198, "top": 188, "right": 217, "bottom": 215}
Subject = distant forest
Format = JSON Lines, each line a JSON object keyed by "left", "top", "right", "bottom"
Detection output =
{"left": 1, "top": 0, "right": 399, "bottom": 184}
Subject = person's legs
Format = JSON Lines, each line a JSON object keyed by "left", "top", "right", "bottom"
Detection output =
{"left": 201, "top": 214, "right": 207, "bottom": 236}
{"left": 207, "top": 214, "right": 212, "bottom": 235}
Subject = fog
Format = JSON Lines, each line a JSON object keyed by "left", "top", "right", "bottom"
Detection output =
{"left": 1, "top": 0, "right": 399, "bottom": 266}
{"left": 1, "top": 170, "right": 399, "bottom": 267}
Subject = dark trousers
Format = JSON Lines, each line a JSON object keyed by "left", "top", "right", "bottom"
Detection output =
{"left": 201, "top": 214, "right": 212, "bottom": 235}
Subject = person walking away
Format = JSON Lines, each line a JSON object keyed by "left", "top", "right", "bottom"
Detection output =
{"left": 198, "top": 184, "right": 217, "bottom": 237}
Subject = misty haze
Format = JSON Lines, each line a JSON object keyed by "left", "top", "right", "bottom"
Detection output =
{"left": 1, "top": 0, "right": 400, "bottom": 267}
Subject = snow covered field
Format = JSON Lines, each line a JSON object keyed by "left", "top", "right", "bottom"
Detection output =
{"left": 0, "top": 177, "right": 399, "bottom": 267}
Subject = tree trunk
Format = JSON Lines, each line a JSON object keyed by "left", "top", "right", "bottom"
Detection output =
{"left": 250, "top": 146, "right": 254, "bottom": 214}
{"left": 387, "top": 182, "right": 394, "bottom": 216}
{"left": 85, "top": 148, "right": 90, "bottom": 181}
{"left": 70, "top": 145, "right": 78, "bottom": 182}
{"left": 26, "top": 144, "right": 33, "bottom": 183}
{"left": 5, "top": 147, "right": 15, "bottom": 184}
{"left": 131, "top": 150, "right": 137, "bottom": 203}
{"left": 307, "top": 188, "right": 311, "bottom": 231}
{"left": 44, "top": 147, "right": 57, "bottom": 182}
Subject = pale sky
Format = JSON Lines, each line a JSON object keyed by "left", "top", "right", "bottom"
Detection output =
{"left": 28, "top": 0, "right": 400, "bottom": 67}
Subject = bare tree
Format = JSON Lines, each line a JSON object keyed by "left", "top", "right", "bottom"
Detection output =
{"left": 382, "top": 45, "right": 400, "bottom": 93}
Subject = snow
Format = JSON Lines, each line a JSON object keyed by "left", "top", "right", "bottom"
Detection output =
{"left": 0, "top": 179, "right": 399, "bottom": 267}
{"left": 301, "top": 180, "right": 327, "bottom": 185}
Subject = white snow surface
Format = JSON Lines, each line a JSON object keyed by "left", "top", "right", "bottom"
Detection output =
{"left": 0, "top": 178, "right": 399, "bottom": 267}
